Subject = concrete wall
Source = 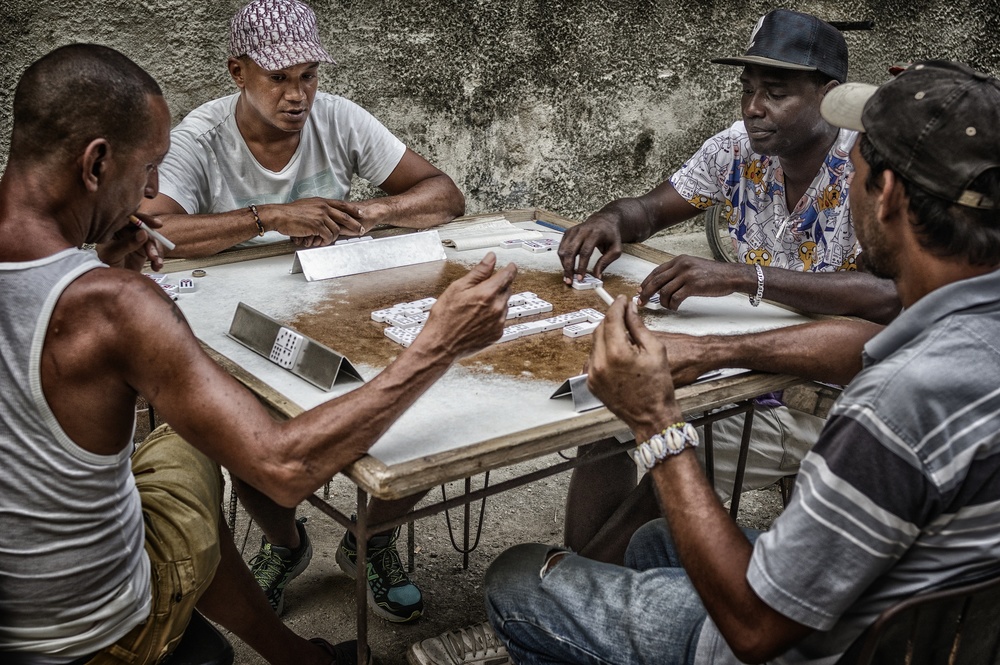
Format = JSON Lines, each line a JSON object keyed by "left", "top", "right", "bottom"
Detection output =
{"left": 2, "top": 0, "right": 999, "bottom": 221}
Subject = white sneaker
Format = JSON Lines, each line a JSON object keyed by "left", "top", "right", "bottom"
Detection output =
{"left": 407, "top": 622, "right": 510, "bottom": 665}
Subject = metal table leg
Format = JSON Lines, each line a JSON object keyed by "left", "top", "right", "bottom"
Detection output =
{"left": 355, "top": 486, "right": 368, "bottom": 665}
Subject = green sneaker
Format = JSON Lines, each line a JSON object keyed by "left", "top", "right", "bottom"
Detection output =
{"left": 248, "top": 518, "right": 312, "bottom": 615}
{"left": 336, "top": 524, "right": 423, "bottom": 623}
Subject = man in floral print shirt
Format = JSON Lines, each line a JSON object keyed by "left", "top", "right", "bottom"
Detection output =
{"left": 559, "top": 9, "right": 898, "bottom": 323}
{"left": 672, "top": 114, "right": 856, "bottom": 273}
{"left": 552, "top": 9, "right": 901, "bottom": 566}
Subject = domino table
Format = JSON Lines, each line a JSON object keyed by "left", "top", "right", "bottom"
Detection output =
{"left": 159, "top": 208, "right": 814, "bottom": 662}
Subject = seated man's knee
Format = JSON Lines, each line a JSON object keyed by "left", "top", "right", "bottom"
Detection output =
{"left": 484, "top": 543, "right": 557, "bottom": 616}
{"left": 624, "top": 518, "right": 680, "bottom": 570}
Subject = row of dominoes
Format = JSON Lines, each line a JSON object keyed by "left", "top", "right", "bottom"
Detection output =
{"left": 499, "top": 238, "right": 561, "bottom": 253}
{"left": 371, "top": 297, "right": 437, "bottom": 324}
{"left": 386, "top": 308, "right": 605, "bottom": 348}
{"left": 377, "top": 294, "right": 604, "bottom": 349}
{"left": 498, "top": 307, "right": 605, "bottom": 342}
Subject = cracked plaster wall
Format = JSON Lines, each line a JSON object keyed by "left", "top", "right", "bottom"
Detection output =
{"left": 1, "top": 0, "right": 999, "bottom": 222}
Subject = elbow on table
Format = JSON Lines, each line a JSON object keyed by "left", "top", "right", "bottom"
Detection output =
{"left": 254, "top": 465, "right": 323, "bottom": 509}
{"left": 442, "top": 178, "right": 466, "bottom": 220}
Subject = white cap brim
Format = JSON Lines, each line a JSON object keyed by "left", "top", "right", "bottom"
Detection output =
{"left": 821, "top": 82, "right": 879, "bottom": 132}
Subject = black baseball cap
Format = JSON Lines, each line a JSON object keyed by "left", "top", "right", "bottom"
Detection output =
{"left": 821, "top": 60, "right": 1000, "bottom": 209}
{"left": 712, "top": 9, "right": 848, "bottom": 83}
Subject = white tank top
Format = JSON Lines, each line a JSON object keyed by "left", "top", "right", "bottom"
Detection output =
{"left": 0, "top": 248, "right": 149, "bottom": 662}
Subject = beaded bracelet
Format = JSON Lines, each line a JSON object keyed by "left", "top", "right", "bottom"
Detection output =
{"left": 749, "top": 264, "right": 764, "bottom": 307}
{"left": 249, "top": 204, "right": 265, "bottom": 237}
{"left": 633, "top": 421, "right": 699, "bottom": 470}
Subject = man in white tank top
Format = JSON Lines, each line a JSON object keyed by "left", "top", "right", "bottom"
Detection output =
{"left": 0, "top": 43, "right": 515, "bottom": 665}
{"left": 137, "top": 0, "right": 460, "bottom": 622}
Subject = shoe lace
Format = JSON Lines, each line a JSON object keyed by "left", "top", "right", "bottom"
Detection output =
{"left": 442, "top": 623, "right": 505, "bottom": 659}
{"left": 370, "top": 544, "right": 407, "bottom": 586}
{"left": 249, "top": 544, "right": 285, "bottom": 589}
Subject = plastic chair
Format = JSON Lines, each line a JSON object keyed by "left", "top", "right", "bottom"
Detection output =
{"left": 836, "top": 571, "right": 1000, "bottom": 665}
{"left": 163, "top": 611, "right": 233, "bottom": 665}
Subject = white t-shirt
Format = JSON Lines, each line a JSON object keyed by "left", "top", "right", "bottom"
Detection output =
{"left": 157, "top": 91, "right": 406, "bottom": 244}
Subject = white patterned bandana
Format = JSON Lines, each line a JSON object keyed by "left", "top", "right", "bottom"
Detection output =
{"left": 229, "top": 0, "right": 335, "bottom": 70}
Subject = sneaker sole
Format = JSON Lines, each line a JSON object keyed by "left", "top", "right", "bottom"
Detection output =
{"left": 406, "top": 641, "right": 509, "bottom": 665}
{"left": 273, "top": 540, "right": 313, "bottom": 616}
{"left": 405, "top": 642, "right": 433, "bottom": 665}
{"left": 336, "top": 546, "right": 422, "bottom": 623}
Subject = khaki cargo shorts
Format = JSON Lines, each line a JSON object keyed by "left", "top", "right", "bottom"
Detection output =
{"left": 86, "top": 425, "right": 223, "bottom": 665}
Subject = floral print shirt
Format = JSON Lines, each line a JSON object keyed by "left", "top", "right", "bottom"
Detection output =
{"left": 670, "top": 121, "right": 859, "bottom": 272}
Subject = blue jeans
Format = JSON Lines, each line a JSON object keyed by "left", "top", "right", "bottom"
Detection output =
{"left": 484, "top": 519, "right": 762, "bottom": 665}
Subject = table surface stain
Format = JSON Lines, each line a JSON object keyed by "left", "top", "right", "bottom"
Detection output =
{"left": 288, "top": 261, "right": 645, "bottom": 383}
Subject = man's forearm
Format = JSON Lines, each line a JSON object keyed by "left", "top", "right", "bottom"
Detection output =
{"left": 743, "top": 266, "right": 900, "bottom": 323}
{"left": 264, "top": 337, "right": 458, "bottom": 505}
{"left": 157, "top": 208, "right": 263, "bottom": 258}
{"left": 362, "top": 174, "right": 465, "bottom": 230}
{"left": 649, "top": 450, "right": 811, "bottom": 662}
{"left": 660, "top": 318, "right": 881, "bottom": 387}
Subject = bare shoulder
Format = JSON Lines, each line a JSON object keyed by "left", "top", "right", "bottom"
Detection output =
{"left": 63, "top": 267, "right": 176, "bottom": 317}
{"left": 54, "top": 267, "right": 192, "bottom": 357}
{"left": 42, "top": 267, "right": 202, "bottom": 456}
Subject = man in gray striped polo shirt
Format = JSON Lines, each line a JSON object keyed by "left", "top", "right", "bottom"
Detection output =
{"left": 480, "top": 60, "right": 1000, "bottom": 665}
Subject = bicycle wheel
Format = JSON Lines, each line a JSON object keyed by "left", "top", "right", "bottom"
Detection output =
{"left": 704, "top": 205, "right": 738, "bottom": 263}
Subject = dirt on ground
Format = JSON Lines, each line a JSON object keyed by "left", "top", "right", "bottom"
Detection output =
{"left": 224, "top": 461, "right": 785, "bottom": 665}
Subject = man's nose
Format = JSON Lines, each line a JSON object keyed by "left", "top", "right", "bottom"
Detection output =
{"left": 743, "top": 91, "right": 766, "bottom": 118}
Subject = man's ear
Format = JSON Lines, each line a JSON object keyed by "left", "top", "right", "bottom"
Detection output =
{"left": 80, "top": 139, "right": 110, "bottom": 193}
{"left": 228, "top": 57, "right": 245, "bottom": 88}
{"left": 876, "top": 169, "right": 908, "bottom": 225}
{"left": 820, "top": 79, "right": 840, "bottom": 97}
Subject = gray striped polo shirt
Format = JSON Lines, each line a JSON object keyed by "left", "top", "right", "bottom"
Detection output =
{"left": 696, "top": 267, "right": 1000, "bottom": 665}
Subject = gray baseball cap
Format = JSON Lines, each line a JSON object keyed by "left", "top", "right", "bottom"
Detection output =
{"left": 821, "top": 60, "right": 1000, "bottom": 209}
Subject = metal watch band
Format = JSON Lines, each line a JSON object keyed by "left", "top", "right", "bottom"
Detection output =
{"left": 749, "top": 264, "right": 764, "bottom": 307}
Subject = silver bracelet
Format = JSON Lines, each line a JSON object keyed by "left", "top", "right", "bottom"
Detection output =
{"left": 749, "top": 264, "right": 764, "bottom": 307}
{"left": 633, "top": 422, "right": 700, "bottom": 470}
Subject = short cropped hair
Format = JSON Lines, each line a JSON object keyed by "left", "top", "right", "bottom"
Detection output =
{"left": 859, "top": 134, "right": 1000, "bottom": 267}
{"left": 9, "top": 44, "right": 163, "bottom": 165}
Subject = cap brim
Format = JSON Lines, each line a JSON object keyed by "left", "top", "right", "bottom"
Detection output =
{"left": 711, "top": 56, "right": 816, "bottom": 72}
{"left": 247, "top": 44, "right": 337, "bottom": 71}
{"left": 820, "top": 82, "right": 878, "bottom": 132}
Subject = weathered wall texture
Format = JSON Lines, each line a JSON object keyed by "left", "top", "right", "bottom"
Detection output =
{"left": 2, "top": 1, "right": 999, "bottom": 221}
